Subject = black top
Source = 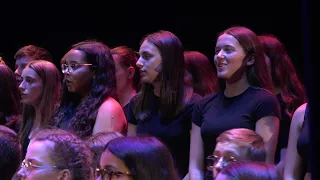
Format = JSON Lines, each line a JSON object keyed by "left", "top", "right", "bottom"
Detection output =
{"left": 297, "top": 103, "right": 310, "bottom": 174}
{"left": 192, "top": 87, "right": 280, "bottom": 169}
{"left": 127, "top": 92, "right": 202, "bottom": 178}
{"left": 275, "top": 93, "right": 291, "bottom": 163}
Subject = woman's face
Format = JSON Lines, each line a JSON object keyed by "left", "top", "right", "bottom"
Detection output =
{"left": 19, "top": 67, "right": 43, "bottom": 106}
{"left": 214, "top": 33, "right": 247, "bottom": 80}
{"left": 62, "top": 49, "right": 94, "bottom": 97}
{"left": 17, "top": 140, "right": 63, "bottom": 180}
{"left": 136, "top": 40, "right": 162, "bottom": 84}
{"left": 99, "top": 150, "right": 133, "bottom": 180}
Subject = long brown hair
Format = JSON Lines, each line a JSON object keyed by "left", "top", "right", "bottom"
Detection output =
{"left": 259, "top": 35, "right": 307, "bottom": 118}
{"left": 133, "top": 30, "right": 185, "bottom": 121}
{"left": 19, "top": 60, "right": 61, "bottom": 144}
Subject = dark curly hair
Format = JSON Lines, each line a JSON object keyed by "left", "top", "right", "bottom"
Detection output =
{"left": 53, "top": 40, "right": 117, "bottom": 138}
{"left": 31, "top": 128, "right": 93, "bottom": 180}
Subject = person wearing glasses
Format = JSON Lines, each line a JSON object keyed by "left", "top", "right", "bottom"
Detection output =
{"left": 207, "top": 128, "right": 266, "bottom": 178}
{"left": 98, "top": 136, "right": 180, "bottom": 180}
{"left": 17, "top": 128, "right": 93, "bottom": 180}
{"left": 18, "top": 60, "right": 61, "bottom": 158}
{"left": 188, "top": 26, "right": 280, "bottom": 180}
{"left": 52, "top": 40, "right": 127, "bottom": 138}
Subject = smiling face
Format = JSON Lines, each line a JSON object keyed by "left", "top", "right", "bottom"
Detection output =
{"left": 19, "top": 67, "right": 44, "bottom": 106}
{"left": 136, "top": 40, "right": 162, "bottom": 84}
{"left": 63, "top": 49, "right": 94, "bottom": 97}
{"left": 214, "top": 33, "right": 247, "bottom": 80}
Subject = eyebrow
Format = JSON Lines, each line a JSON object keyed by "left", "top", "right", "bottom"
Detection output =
{"left": 26, "top": 158, "right": 43, "bottom": 164}
{"left": 102, "top": 164, "right": 118, "bottom": 169}
{"left": 22, "top": 75, "right": 37, "bottom": 80}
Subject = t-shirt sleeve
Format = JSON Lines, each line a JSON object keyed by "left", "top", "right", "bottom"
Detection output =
{"left": 254, "top": 92, "right": 281, "bottom": 121}
{"left": 126, "top": 97, "right": 138, "bottom": 125}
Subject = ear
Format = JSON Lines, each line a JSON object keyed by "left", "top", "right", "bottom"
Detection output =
{"left": 127, "top": 66, "right": 135, "bottom": 79}
{"left": 246, "top": 56, "right": 255, "bottom": 66}
{"left": 58, "top": 169, "right": 72, "bottom": 180}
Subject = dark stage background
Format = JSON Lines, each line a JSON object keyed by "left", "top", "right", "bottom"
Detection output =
{"left": 1, "top": 0, "right": 319, "bottom": 179}
{"left": 0, "top": 0, "right": 306, "bottom": 84}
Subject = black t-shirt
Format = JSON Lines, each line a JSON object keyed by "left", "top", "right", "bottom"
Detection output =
{"left": 192, "top": 87, "right": 280, "bottom": 167}
{"left": 127, "top": 92, "right": 202, "bottom": 178}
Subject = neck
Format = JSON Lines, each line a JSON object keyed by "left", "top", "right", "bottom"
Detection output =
{"left": 117, "top": 86, "right": 137, "bottom": 107}
{"left": 225, "top": 74, "right": 250, "bottom": 97}
{"left": 152, "top": 82, "right": 161, "bottom": 97}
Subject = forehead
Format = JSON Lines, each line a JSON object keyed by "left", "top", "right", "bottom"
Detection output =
{"left": 26, "top": 140, "right": 54, "bottom": 162}
{"left": 214, "top": 142, "right": 242, "bottom": 156}
{"left": 15, "top": 57, "right": 33, "bottom": 65}
{"left": 139, "top": 40, "right": 159, "bottom": 54}
{"left": 65, "top": 49, "right": 87, "bottom": 63}
{"left": 100, "top": 150, "right": 124, "bottom": 168}
{"left": 21, "top": 67, "right": 40, "bottom": 79}
{"left": 216, "top": 33, "right": 242, "bottom": 48}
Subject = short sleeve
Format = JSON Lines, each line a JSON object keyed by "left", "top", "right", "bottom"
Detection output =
{"left": 254, "top": 91, "right": 281, "bottom": 121}
{"left": 192, "top": 101, "right": 204, "bottom": 127}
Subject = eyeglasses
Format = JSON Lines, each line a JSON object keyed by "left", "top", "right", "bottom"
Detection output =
{"left": 61, "top": 63, "right": 93, "bottom": 73}
{"left": 96, "top": 167, "right": 134, "bottom": 180}
{"left": 206, "top": 155, "right": 237, "bottom": 171}
{"left": 20, "top": 159, "right": 63, "bottom": 176}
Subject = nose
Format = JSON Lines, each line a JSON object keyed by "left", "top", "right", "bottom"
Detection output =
{"left": 18, "top": 81, "right": 25, "bottom": 91}
{"left": 14, "top": 68, "right": 21, "bottom": 76}
{"left": 136, "top": 57, "right": 143, "bottom": 69}
{"left": 216, "top": 50, "right": 226, "bottom": 61}
{"left": 213, "top": 158, "right": 224, "bottom": 174}
{"left": 17, "top": 168, "right": 26, "bottom": 179}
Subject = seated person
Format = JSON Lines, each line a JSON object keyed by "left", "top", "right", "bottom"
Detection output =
{"left": 208, "top": 128, "right": 266, "bottom": 178}
{"left": 17, "top": 128, "right": 92, "bottom": 180}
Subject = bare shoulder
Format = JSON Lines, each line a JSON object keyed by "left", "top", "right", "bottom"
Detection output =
{"left": 98, "top": 97, "right": 123, "bottom": 112}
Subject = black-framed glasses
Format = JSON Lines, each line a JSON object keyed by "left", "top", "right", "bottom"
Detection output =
{"left": 61, "top": 63, "right": 93, "bottom": 73}
{"left": 20, "top": 159, "right": 64, "bottom": 176}
{"left": 96, "top": 167, "right": 134, "bottom": 180}
{"left": 206, "top": 155, "right": 237, "bottom": 171}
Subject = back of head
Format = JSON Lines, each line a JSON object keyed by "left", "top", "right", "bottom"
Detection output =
{"left": 258, "top": 34, "right": 306, "bottom": 117}
{"left": 31, "top": 128, "right": 93, "bottom": 180}
{"left": 184, "top": 51, "right": 217, "bottom": 96}
{"left": 218, "top": 161, "right": 279, "bottom": 180}
{"left": 220, "top": 26, "right": 272, "bottom": 91}
{"left": 111, "top": 46, "right": 141, "bottom": 91}
{"left": 0, "top": 64, "right": 20, "bottom": 116}
{"left": 0, "top": 125, "right": 21, "bottom": 180}
{"left": 217, "top": 128, "right": 266, "bottom": 161}
{"left": 85, "top": 131, "right": 123, "bottom": 169}
{"left": 14, "top": 45, "right": 52, "bottom": 62}
{"left": 105, "top": 136, "right": 180, "bottom": 180}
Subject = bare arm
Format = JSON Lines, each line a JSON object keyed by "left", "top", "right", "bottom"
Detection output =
{"left": 284, "top": 103, "right": 307, "bottom": 180}
{"left": 256, "top": 115, "right": 280, "bottom": 164}
{"left": 188, "top": 123, "right": 204, "bottom": 180}
{"left": 127, "top": 123, "right": 137, "bottom": 136}
{"left": 92, "top": 97, "right": 127, "bottom": 135}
